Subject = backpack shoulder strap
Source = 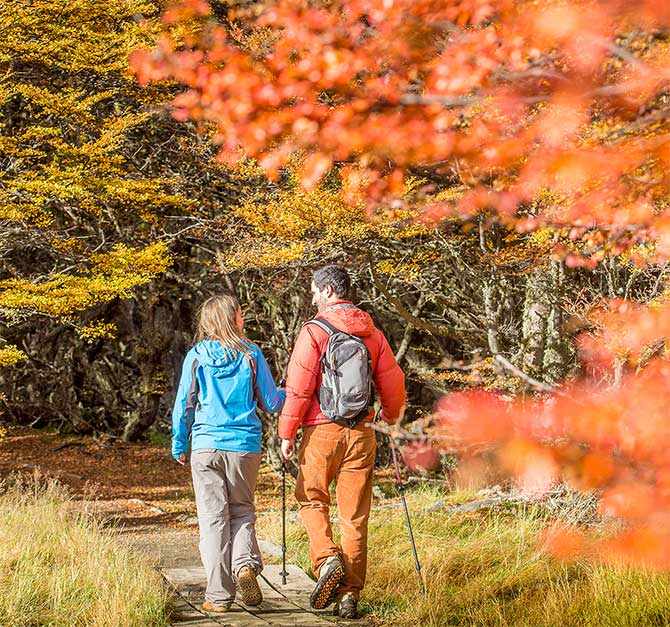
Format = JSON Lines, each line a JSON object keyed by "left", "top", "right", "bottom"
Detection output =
{"left": 304, "top": 317, "right": 341, "bottom": 336}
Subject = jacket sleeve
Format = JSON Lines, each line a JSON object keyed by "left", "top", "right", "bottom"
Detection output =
{"left": 171, "top": 350, "right": 199, "bottom": 459}
{"left": 373, "top": 331, "right": 406, "bottom": 424}
{"left": 251, "top": 347, "right": 286, "bottom": 414}
{"left": 278, "top": 325, "right": 321, "bottom": 440}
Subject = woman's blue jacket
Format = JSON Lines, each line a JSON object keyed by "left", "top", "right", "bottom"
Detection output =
{"left": 171, "top": 339, "right": 285, "bottom": 459}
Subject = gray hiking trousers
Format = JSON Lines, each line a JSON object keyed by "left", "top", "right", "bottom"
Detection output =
{"left": 190, "top": 449, "right": 263, "bottom": 605}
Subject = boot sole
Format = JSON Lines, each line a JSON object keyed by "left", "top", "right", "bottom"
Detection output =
{"left": 310, "top": 564, "right": 345, "bottom": 610}
{"left": 237, "top": 570, "right": 263, "bottom": 606}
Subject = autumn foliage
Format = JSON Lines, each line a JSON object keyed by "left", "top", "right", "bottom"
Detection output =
{"left": 130, "top": 0, "right": 670, "bottom": 565}
{"left": 133, "top": 0, "right": 670, "bottom": 237}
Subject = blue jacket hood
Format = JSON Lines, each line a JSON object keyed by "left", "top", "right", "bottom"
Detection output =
{"left": 193, "top": 340, "right": 246, "bottom": 379}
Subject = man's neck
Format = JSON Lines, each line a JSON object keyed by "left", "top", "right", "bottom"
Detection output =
{"left": 318, "top": 298, "right": 351, "bottom": 312}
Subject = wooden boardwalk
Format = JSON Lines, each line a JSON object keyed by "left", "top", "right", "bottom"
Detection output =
{"left": 164, "top": 563, "right": 367, "bottom": 627}
{"left": 82, "top": 498, "right": 369, "bottom": 626}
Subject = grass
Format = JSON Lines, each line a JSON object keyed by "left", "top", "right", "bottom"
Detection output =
{"left": 0, "top": 477, "right": 170, "bottom": 627}
{"left": 257, "top": 484, "right": 670, "bottom": 627}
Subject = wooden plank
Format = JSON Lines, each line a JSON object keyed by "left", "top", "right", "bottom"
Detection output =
{"left": 163, "top": 564, "right": 334, "bottom": 627}
{"left": 260, "top": 565, "right": 373, "bottom": 625}
{"left": 171, "top": 596, "right": 205, "bottom": 621}
{"left": 173, "top": 620, "right": 227, "bottom": 627}
{"left": 247, "top": 567, "right": 333, "bottom": 626}
{"left": 164, "top": 566, "right": 207, "bottom": 587}
{"left": 261, "top": 564, "right": 316, "bottom": 595}
{"left": 163, "top": 568, "right": 274, "bottom": 627}
{"left": 260, "top": 565, "right": 324, "bottom": 615}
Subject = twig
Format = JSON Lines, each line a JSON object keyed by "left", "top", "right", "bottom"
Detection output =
{"left": 493, "top": 354, "right": 556, "bottom": 393}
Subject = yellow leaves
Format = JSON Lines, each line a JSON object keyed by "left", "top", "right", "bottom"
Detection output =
{"left": 236, "top": 185, "right": 365, "bottom": 239}
{"left": 0, "top": 345, "right": 28, "bottom": 367}
{"left": 77, "top": 321, "right": 118, "bottom": 343}
{"left": 228, "top": 162, "right": 443, "bottom": 270}
{"left": 0, "top": 109, "right": 182, "bottom": 224}
{"left": 0, "top": 243, "right": 171, "bottom": 317}
{"left": 90, "top": 242, "right": 172, "bottom": 277}
{"left": 0, "top": 0, "right": 160, "bottom": 74}
{"left": 0, "top": 127, "right": 63, "bottom": 158}
{"left": 0, "top": 203, "right": 53, "bottom": 227}
{"left": 225, "top": 240, "right": 308, "bottom": 270}
{"left": 141, "top": 372, "right": 168, "bottom": 395}
{"left": 11, "top": 85, "right": 118, "bottom": 124}
{"left": 527, "top": 227, "right": 556, "bottom": 249}
{"left": 376, "top": 250, "right": 441, "bottom": 281}
{"left": 50, "top": 238, "right": 85, "bottom": 254}
{"left": 648, "top": 283, "right": 670, "bottom": 309}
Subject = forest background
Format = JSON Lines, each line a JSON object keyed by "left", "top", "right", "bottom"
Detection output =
{"left": 3, "top": 0, "right": 670, "bottom": 562}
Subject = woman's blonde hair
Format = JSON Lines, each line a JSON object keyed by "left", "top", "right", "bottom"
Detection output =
{"left": 195, "top": 294, "right": 249, "bottom": 355}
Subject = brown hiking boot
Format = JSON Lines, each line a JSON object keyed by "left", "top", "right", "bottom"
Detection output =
{"left": 201, "top": 600, "right": 231, "bottom": 613}
{"left": 237, "top": 565, "right": 263, "bottom": 606}
{"left": 335, "top": 592, "right": 358, "bottom": 619}
{"left": 310, "top": 554, "right": 345, "bottom": 609}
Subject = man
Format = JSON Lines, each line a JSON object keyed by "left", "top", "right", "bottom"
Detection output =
{"left": 279, "top": 265, "right": 406, "bottom": 619}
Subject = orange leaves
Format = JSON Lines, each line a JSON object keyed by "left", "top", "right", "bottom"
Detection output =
{"left": 301, "top": 153, "right": 332, "bottom": 190}
{"left": 130, "top": 0, "right": 670, "bottom": 228}
{"left": 162, "top": 0, "right": 210, "bottom": 24}
{"left": 578, "top": 299, "right": 670, "bottom": 365}
{"left": 435, "top": 390, "right": 512, "bottom": 450}
{"left": 131, "top": 0, "right": 670, "bottom": 226}
{"left": 528, "top": 3, "right": 612, "bottom": 74}
{"left": 433, "top": 357, "right": 670, "bottom": 567}
{"left": 501, "top": 438, "right": 558, "bottom": 496}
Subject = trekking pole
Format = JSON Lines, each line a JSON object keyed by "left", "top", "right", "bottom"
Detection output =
{"left": 390, "top": 436, "right": 425, "bottom": 594}
{"left": 280, "top": 456, "right": 288, "bottom": 586}
{"left": 277, "top": 376, "right": 289, "bottom": 586}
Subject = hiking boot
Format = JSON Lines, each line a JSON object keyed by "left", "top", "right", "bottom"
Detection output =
{"left": 335, "top": 592, "right": 358, "bottom": 619}
{"left": 310, "top": 554, "right": 345, "bottom": 609}
{"left": 201, "top": 600, "right": 231, "bottom": 613}
{"left": 237, "top": 564, "right": 263, "bottom": 606}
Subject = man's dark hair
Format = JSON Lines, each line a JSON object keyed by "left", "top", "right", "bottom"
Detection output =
{"left": 313, "top": 265, "right": 351, "bottom": 299}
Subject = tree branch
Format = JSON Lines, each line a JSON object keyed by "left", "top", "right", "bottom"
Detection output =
{"left": 493, "top": 354, "right": 556, "bottom": 393}
{"left": 367, "top": 257, "right": 458, "bottom": 338}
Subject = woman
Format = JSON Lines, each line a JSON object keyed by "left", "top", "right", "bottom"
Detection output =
{"left": 171, "top": 295, "right": 285, "bottom": 614}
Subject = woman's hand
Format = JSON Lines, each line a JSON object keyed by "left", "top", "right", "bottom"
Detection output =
{"left": 281, "top": 438, "right": 294, "bottom": 460}
{"left": 175, "top": 453, "right": 187, "bottom": 466}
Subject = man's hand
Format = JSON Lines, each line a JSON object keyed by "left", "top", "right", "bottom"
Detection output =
{"left": 175, "top": 453, "right": 187, "bottom": 466}
{"left": 281, "top": 438, "right": 295, "bottom": 460}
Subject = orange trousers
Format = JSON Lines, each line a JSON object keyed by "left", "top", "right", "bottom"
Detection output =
{"left": 295, "top": 420, "right": 376, "bottom": 599}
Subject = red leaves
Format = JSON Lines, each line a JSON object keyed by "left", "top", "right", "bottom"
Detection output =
{"left": 400, "top": 440, "right": 441, "bottom": 472}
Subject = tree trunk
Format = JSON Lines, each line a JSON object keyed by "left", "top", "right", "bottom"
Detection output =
{"left": 122, "top": 285, "right": 174, "bottom": 442}
{"left": 517, "top": 263, "right": 574, "bottom": 385}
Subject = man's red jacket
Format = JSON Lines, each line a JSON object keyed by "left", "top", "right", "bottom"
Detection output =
{"left": 278, "top": 301, "right": 406, "bottom": 440}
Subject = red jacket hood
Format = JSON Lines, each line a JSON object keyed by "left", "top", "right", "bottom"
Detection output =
{"left": 315, "top": 301, "right": 375, "bottom": 337}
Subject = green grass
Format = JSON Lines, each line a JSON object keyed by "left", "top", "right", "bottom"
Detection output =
{"left": 0, "top": 478, "right": 170, "bottom": 627}
{"left": 258, "top": 485, "right": 670, "bottom": 627}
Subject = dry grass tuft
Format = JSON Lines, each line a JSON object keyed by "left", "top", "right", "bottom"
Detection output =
{"left": 259, "top": 484, "right": 670, "bottom": 627}
{"left": 0, "top": 476, "right": 170, "bottom": 627}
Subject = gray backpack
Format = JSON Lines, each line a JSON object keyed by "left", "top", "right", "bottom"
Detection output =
{"left": 306, "top": 316, "right": 373, "bottom": 428}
